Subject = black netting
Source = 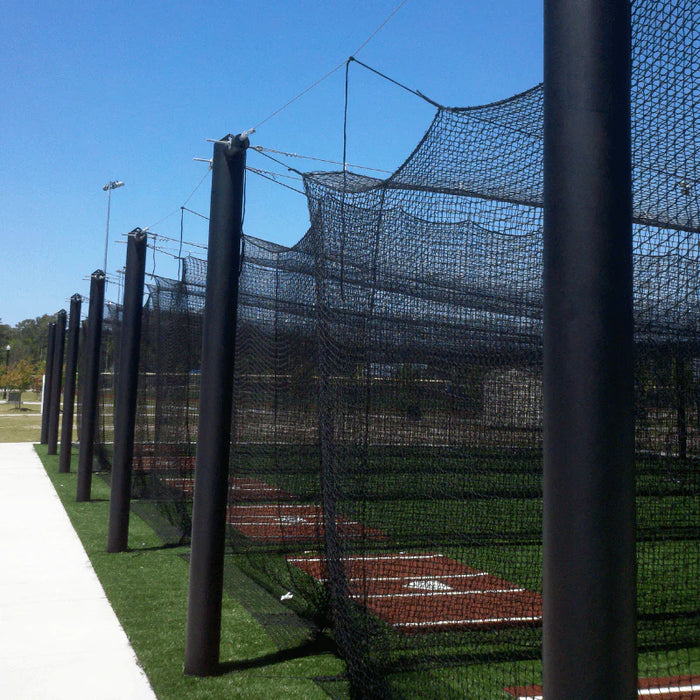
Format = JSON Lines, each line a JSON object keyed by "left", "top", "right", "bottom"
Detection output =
{"left": 217, "top": 0, "right": 698, "bottom": 696}
{"left": 95, "top": 302, "right": 119, "bottom": 471}
{"left": 91, "top": 273, "right": 205, "bottom": 543}
{"left": 83, "top": 1, "right": 697, "bottom": 696}
{"left": 131, "top": 274, "right": 205, "bottom": 542}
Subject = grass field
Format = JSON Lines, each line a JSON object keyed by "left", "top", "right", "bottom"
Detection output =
{"left": 0, "top": 393, "right": 42, "bottom": 442}
{"left": 0, "top": 391, "right": 83, "bottom": 443}
{"left": 121, "top": 439, "right": 698, "bottom": 697}
{"left": 84, "top": 375, "right": 700, "bottom": 699}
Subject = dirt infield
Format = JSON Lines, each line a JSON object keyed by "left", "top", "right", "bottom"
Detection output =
{"left": 228, "top": 478, "right": 293, "bottom": 501}
{"left": 226, "top": 504, "right": 386, "bottom": 543}
{"left": 156, "top": 475, "right": 293, "bottom": 501}
{"left": 162, "top": 477, "right": 195, "bottom": 496}
{"left": 133, "top": 454, "right": 193, "bottom": 471}
{"left": 504, "top": 676, "right": 700, "bottom": 699}
{"left": 288, "top": 552, "right": 542, "bottom": 632}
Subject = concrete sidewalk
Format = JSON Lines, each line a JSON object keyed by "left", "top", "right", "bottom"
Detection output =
{"left": 0, "top": 443, "right": 156, "bottom": 700}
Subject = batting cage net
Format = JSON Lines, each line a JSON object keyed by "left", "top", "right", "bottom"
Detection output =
{"left": 92, "top": 272, "right": 205, "bottom": 543}
{"left": 95, "top": 301, "right": 119, "bottom": 471}
{"left": 88, "top": 0, "right": 697, "bottom": 696}
{"left": 132, "top": 273, "right": 204, "bottom": 541}
{"left": 219, "top": 0, "right": 698, "bottom": 696}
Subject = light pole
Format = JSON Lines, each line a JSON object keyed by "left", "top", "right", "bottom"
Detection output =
{"left": 4, "top": 345, "right": 9, "bottom": 400}
{"left": 102, "top": 180, "right": 124, "bottom": 273}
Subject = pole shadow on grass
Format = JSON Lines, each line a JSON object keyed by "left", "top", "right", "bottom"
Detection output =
{"left": 216, "top": 634, "right": 338, "bottom": 675}
{"left": 126, "top": 542, "right": 187, "bottom": 553}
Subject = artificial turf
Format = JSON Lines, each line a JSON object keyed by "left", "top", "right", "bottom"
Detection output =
{"left": 38, "top": 438, "right": 698, "bottom": 697}
{"left": 35, "top": 444, "right": 348, "bottom": 699}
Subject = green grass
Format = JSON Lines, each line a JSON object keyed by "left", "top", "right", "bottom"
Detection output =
{"left": 58, "top": 434, "right": 698, "bottom": 697}
{"left": 35, "top": 445, "right": 348, "bottom": 699}
{"left": 0, "top": 394, "right": 42, "bottom": 442}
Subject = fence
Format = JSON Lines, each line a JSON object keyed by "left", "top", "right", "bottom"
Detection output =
{"left": 88, "top": 0, "right": 697, "bottom": 696}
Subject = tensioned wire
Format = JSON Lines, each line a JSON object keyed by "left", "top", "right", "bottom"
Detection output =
{"left": 141, "top": 1, "right": 412, "bottom": 262}
{"left": 247, "top": 0, "right": 410, "bottom": 134}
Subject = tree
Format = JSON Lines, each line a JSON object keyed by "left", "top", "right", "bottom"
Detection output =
{"left": 9, "top": 314, "right": 54, "bottom": 364}
{"left": 0, "top": 317, "right": 11, "bottom": 351}
{"left": 2, "top": 359, "right": 38, "bottom": 408}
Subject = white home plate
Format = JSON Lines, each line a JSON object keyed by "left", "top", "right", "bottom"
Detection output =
{"left": 280, "top": 515, "right": 309, "bottom": 524}
{"left": 406, "top": 579, "right": 453, "bottom": 591}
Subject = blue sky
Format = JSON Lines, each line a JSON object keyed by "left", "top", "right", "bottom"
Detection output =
{"left": 0, "top": 1, "right": 542, "bottom": 326}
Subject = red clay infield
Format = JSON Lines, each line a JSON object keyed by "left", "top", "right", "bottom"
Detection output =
{"left": 228, "top": 478, "right": 293, "bottom": 501}
{"left": 133, "top": 454, "right": 194, "bottom": 471}
{"left": 159, "top": 476, "right": 293, "bottom": 501}
{"left": 504, "top": 675, "right": 700, "bottom": 699}
{"left": 288, "top": 552, "right": 542, "bottom": 632}
{"left": 227, "top": 504, "right": 386, "bottom": 543}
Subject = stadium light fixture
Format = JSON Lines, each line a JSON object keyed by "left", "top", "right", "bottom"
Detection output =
{"left": 102, "top": 180, "right": 125, "bottom": 274}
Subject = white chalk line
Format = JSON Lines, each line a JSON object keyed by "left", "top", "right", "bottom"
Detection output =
{"left": 229, "top": 517, "right": 361, "bottom": 527}
{"left": 351, "top": 587, "right": 526, "bottom": 599}
{"left": 314, "top": 572, "right": 490, "bottom": 583}
{"left": 638, "top": 682, "right": 700, "bottom": 696}
{"left": 232, "top": 504, "right": 321, "bottom": 510}
{"left": 395, "top": 615, "right": 542, "bottom": 628}
{"left": 287, "top": 553, "right": 445, "bottom": 564}
{"left": 510, "top": 680, "right": 700, "bottom": 700}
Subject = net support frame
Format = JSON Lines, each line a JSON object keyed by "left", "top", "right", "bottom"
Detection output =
{"left": 59, "top": 294, "right": 82, "bottom": 473}
{"left": 77, "top": 270, "right": 106, "bottom": 502}
{"left": 184, "top": 133, "right": 248, "bottom": 676}
{"left": 543, "top": 0, "right": 637, "bottom": 696}
{"left": 108, "top": 229, "right": 148, "bottom": 552}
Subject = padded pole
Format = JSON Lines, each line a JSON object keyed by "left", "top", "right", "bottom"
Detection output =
{"left": 108, "top": 229, "right": 147, "bottom": 553}
{"left": 59, "top": 295, "right": 82, "bottom": 473}
{"left": 47, "top": 310, "right": 67, "bottom": 455}
{"left": 184, "top": 133, "right": 248, "bottom": 676}
{"left": 77, "top": 270, "right": 106, "bottom": 502}
{"left": 543, "top": 0, "right": 636, "bottom": 697}
{"left": 40, "top": 323, "right": 56, "bottom": 444}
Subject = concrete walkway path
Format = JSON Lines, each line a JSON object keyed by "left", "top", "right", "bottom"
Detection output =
{"left": 0, "top": 443, "right": 157, "bottom": 699}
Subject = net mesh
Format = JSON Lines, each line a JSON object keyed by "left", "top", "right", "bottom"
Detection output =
{"left": 89, "top": 0, "right": 697, "bottom": 696}
{"left": 133, "top": 274, "right": 204, "bottom": 541}
{"left": 220, "top": 0, "right": 698, "bottom": 695}
{"left": 93, "top": 273, "right": 205, "bottom": 543}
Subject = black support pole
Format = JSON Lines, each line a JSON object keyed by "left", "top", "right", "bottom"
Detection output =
{"left": 107, "top": 229, "right": 147, "bottom": 553}
{"left": 77, "top": 270, "right": 106, "bottom": 502}
{"left": 59, "top": 295, "right": 82, "bottom": 473}
{"left": 184, "top": 134, "right": 248, "bottom": 676}
{"left": 543, "top": 1, "right": 636, "bottom": 697}
{"left": 40, "top": 323, "right": 56, "bottom": 444}
{"left": 47, "top": 310, "right": 67, "bottom": 455}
